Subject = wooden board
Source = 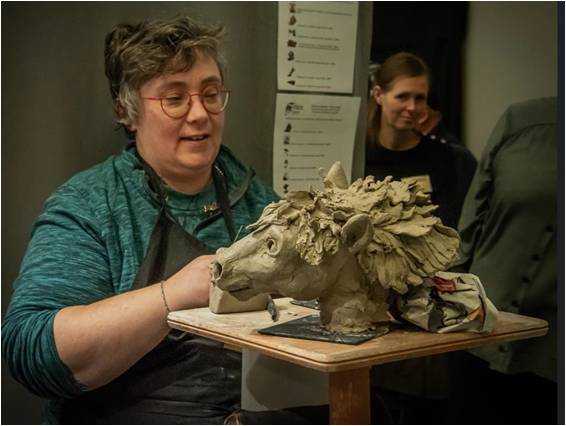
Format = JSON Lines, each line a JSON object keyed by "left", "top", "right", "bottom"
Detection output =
{"left": 168, "top": 298, "right": 548, "bottom": 373}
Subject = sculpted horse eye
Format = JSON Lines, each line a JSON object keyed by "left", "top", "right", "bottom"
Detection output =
{"left": 266, "top": 238, "right": 277, "bottom": 252}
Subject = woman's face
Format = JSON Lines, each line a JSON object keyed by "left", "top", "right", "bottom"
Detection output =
{"left": 375, "top": 75, "right": 429, "bottom": 132}
{"left": 131, "top": 53, "right": 225, "bottom": 185}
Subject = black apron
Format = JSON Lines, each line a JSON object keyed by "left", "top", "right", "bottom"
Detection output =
{"left": 61, "top": 151, "right": 245, "bottom": 424}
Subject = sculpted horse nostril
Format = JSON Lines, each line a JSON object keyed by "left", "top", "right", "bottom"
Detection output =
{"left": 211, "top": 261, "right": 223, "bottom": 280}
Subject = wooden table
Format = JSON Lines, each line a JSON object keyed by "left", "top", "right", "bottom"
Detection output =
{"left": 168, "top": 298, "right": 548, "bottom": 424}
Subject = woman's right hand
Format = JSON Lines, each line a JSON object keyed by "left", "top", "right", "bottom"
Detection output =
{"left": 164, "top": 254, "right": 216, "bottom": 310}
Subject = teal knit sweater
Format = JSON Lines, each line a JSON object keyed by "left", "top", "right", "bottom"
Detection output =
{"left": 2, "top": 144, "right": 279, "bottom": 423}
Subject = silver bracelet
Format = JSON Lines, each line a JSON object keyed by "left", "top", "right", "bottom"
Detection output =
{"left": 160, "top": 280, "right": 171, "bottom": 315}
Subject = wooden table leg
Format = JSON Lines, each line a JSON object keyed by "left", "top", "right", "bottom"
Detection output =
{"left": 329, "top": 366, "right": 370, "bottom": 424}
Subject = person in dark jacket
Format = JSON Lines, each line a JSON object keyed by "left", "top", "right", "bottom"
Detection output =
{"left": 454, "top": 97, "right": 558, "bottom": 424}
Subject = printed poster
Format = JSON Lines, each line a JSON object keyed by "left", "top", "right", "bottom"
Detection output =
{"left": 272, "top": 93, "right": 360, "bottom": 196}
{"left": 277, "top": 2, "right": 359, "bottom": 93}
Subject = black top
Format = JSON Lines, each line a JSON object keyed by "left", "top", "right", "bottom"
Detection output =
{"left": 365, "top": 135, "right": 477, "bottom": 229}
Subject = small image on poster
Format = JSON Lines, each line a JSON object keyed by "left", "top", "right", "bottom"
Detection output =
{"left": 277, "top": 2, "right": 358, "bottom": 93}
{"left": 272, "top": 93, "right": 360, "bottom": 196}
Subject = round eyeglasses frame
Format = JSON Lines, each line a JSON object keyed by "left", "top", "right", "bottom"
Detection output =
{"left": 142, "top": 88, "right": 231, "bottom": 119}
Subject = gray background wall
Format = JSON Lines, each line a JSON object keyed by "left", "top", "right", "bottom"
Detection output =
{"left": 463, "top": 1, "right": 558, "bottom": 158}
{"left": 1, "top": 2, "right": 372, "bottom": 423}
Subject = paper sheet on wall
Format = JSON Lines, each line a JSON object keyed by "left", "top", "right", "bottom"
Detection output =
{"left": 277, "top": 2, "right": 358, "bottom": 93}
{"left": 272, "top": 93, "right": 360, "bottom": 196}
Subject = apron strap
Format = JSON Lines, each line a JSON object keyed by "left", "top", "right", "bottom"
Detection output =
{"left": 134, "top": 150, "right": 168, "bottom": 206}
{"left": 195, "top": 166, "right": 255, "bottom": 240}
{"left": 212, "top": 165, "right": 236, "bottom": 242}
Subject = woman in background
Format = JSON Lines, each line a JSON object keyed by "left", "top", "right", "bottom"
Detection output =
{"left": 366, "top": 52, "right": 477, "bottom": 424}
{"left": 366, "top": 52, "right": 476, "bottom": 229}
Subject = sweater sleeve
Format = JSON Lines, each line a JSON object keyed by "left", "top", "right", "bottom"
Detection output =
{"left": 2, "top": 184, "right": 114, "bottom": 399}
{"left": 456, "top": 108, "right": 510, "bottom": 271}
{"left": 449, "top": 143, "right": 478, "bottom": 228}
{"left": 459, "top": 147, "right": 478, "bottom": 198}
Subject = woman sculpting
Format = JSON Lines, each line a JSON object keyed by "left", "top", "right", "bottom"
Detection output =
{"left": 2, "top": 16, "right": 279, "bottom": 424}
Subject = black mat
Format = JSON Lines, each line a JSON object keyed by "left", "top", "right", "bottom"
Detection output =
{"left": 257, "top": 314, "right": 389, "bottom": 345}
{"left": 290, "top": 299, "right": 320, "bottom": 310}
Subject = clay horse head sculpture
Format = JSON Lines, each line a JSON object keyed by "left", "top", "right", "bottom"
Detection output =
{"left": 211, "top": 162, "right": 460, "bottom": 333}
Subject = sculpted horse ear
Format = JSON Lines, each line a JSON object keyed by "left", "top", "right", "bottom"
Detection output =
{"left": 341, "top": 214, "right": 372, "bottom": 254}
{"left": 323, "top": 162, "right": 349, "bottom": 189}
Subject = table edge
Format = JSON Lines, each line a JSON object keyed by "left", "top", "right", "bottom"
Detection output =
{"left": 167, "top": 318, "right": 548, "bottom": 372}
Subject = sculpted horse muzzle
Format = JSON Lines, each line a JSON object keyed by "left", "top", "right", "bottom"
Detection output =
{"left": 211, "top": 246, "right": 256, "bottom": 300}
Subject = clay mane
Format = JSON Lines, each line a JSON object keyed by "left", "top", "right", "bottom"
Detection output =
{"left": 211, "top": 162, "right": 460, "bottom": 332}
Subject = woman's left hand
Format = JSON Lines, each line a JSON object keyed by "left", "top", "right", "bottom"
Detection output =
{"left": 416, "top": 106, "right": 442, "bottom": 135}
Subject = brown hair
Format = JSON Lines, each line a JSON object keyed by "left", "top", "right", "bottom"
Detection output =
{"left": 104, "top": 16, "right": 226, "bottom": 138}
{"left": 367, "top": 52, "right": 430, "bottom": 144}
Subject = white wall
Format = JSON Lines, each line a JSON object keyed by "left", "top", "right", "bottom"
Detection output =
{"left": 463, "top": 2, "right": 557, "bottom": 158}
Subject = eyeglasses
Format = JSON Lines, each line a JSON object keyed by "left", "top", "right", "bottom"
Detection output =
{"left": 142, "top": 84, "right": 230, "bottom": 119}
